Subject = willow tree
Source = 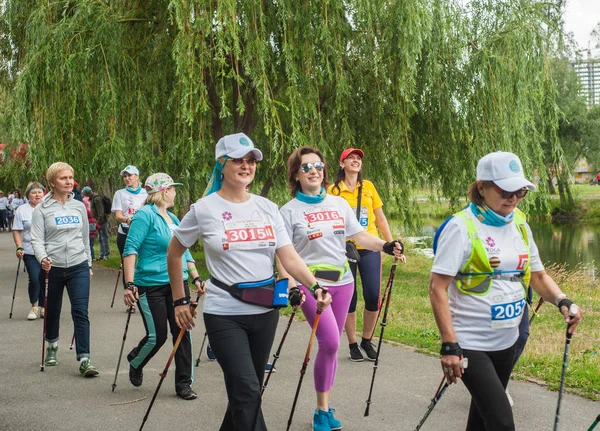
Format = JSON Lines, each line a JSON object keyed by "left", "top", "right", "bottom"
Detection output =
{"left": 1, "top": 0, "right": 563, "bottom": 221}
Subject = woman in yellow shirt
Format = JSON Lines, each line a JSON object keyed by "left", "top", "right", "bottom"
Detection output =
{"left": 328, "top": 148, "right": 399, "bottom": 362}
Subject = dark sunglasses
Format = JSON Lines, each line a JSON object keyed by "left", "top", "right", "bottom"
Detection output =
{"left": 492, "top": 184, "right": 528, "bottom": 199}
{"left": 300, "top": 161, "right": 325, "bottom": 173}
{"left": 230, "top": 157, "right": 257, "bottom": 166}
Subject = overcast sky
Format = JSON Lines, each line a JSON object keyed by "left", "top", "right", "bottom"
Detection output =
{"left": 563, "top": 0, "right": 600, "bottom": 51}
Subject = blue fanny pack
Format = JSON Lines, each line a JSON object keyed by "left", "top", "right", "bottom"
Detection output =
{"left": 210, "top": 276, "right": 289, "bottom": 309}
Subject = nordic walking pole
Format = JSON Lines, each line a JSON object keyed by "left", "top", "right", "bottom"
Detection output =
{"left": 195, "top": 332, "right": 208, "bottom": 367}
{"left": 286, "top": 291, "right": 327, "bottom": 431}
{"left": 587, "top": 414, "right": 600, "bottom": 431}
{"left": 40, "top": 270, "right": 49, "bottom": 371}
{"left": 139, "top": 292, "right": 200, "bottom": 431}
{"left": 262, "top": 310, "right": 296, "bottom": 395}
{"left": 554, "top": 305, "right": 579, "bottom": 431}
{"left": 9, "top": 259, "right": 22, "bottom": 318}
{"left": 529, "top": 297, "right": 545, "bottom": 324}
{"left": 110, "top": 262, "right": 122, "bottom": 308}
{"left": 365, "top": 258, "right": 399, "bottom": 416}
{"left": 413, "top": 358, "right": 468, "bottom": 431}
{"left": 112, "top": 306, "right": 135, "bottom": 391}
{"left": 69, "top": 332, "right": 75, "bottom": 350}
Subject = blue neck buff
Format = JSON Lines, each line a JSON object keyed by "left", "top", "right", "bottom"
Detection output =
{"left": 126, "top": 186, "right": 142, "bottom": 194}
{"left": 203, "top": 156, "right": 228, "bottom": 197}
{"left": 296, "top": 187, "right": 326, "bottom": 204}
{"left": 469, "top": 202, "right": 513, "bottom": 226}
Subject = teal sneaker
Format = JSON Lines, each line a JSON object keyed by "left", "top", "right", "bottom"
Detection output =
{"left": 313, "top": 409, "right": 330, "bottom": 431}
{"left": 44, "top": 346, "right": 58, "bottom": 366}
{"left": 325, "top": 407, "right": 342, "bottom": 430}
{"left": 79, "top": 358, "right": 99, "bottom": 377}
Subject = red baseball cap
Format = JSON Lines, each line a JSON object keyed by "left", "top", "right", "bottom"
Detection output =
{"left": 339, "top": 148, "right": 364, "bottom": 163}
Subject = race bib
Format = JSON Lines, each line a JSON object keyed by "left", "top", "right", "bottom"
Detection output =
{"left": 304, "top": 207, "right": 344, "bottom": 225}
{"left": 490, "top": 291, "right": 525, "bottom": 329}
{"left": 223, "top": 220, "right": 276, "bottom": 250}
{"left": 54, "top": 214, "right": 81, "bottom": 230}
{"left": 352, "top": 206, "right": 368, "bottom": 227}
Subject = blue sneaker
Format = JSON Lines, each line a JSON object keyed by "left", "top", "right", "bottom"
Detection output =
{"left": 206, "top": 344, "right": 216, "bottom": 361}
{"left": 265, "top": 363, "right": 276, "bottom": 373}
{"left": 313, "top": 409, "right": 329, "bottom": 431}
{"left": 325, "top": 407, "right": 342, "bottom": 430}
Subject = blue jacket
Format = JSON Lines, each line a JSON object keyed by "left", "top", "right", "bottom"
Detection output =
{"left": 123, "top": 203, "right": 193, "bottom": 286}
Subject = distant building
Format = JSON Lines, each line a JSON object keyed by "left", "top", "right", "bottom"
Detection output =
{"left": 571, "top": 56, "right": 600, "bottom": 107}
{"left": 573, "top": 158, "right": 595, "bottom": 184}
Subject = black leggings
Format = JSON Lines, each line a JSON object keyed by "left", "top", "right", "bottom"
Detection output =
{"left": 117, "top": 232, "right": 127, "bottom": 287}
{"left": 461, "top": 343, "right": 516, "bottom": 431}
{"left": 204, "top": 310, "right": 279, "bottom": 431}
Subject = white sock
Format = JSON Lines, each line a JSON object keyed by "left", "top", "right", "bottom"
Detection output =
{"left": 80, "top": 357, "right": 89, "bottom": 364}
{"left": 48, "top": 342, "right": 58, "bottom": 348}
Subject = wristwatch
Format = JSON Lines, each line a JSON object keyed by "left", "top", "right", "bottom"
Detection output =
{"left": 173, "top": 297, "right": 191, "bottom": 308}
{"left": 554, "top": 293, "right": 568, "bottom": 307}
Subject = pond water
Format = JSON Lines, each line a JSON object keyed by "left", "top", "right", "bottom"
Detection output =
{"left": 397, "top": 218, "right": 600, "bottom": 271}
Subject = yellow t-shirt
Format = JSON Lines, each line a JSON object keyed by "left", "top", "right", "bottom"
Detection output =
{"left": 328, "top": 180, "right": 383, "bottom": 249}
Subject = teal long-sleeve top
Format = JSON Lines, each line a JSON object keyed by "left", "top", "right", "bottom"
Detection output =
{"left": 123, "top": 203, "right": 194, "bottom": 287}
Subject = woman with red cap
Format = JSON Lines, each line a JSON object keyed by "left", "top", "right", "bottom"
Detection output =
{"left": 328, "top": 148, "right": 399, "bottom": 362}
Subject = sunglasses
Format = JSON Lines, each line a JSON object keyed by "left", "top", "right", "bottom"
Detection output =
{"left": 492, "top": 184, "right": 528, "bottom": 199}
{"left": 300, "top": 161, "right": 325, "bottom": 173}
{"left": 230, "top": 157, "right": 257, "bottom": 166}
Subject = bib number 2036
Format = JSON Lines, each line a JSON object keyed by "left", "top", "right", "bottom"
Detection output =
{"left": 55, "top": 215, "right": 81, "bottom": 228}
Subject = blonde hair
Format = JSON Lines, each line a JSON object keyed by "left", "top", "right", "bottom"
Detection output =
{"left": 25, "top": 181, "right": 45, "bottom": 199}
{"left": 46, "top": 162, "right": 74, "bottom": 191}
{"left": 144, "top": 188, "right": 170, "bottom": 207}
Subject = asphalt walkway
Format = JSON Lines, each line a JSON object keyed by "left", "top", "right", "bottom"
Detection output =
{"left": 0, "top": 232, "right": 598, "bottom": 430}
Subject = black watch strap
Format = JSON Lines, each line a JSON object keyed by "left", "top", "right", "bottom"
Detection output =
{"left": 173, "top": 296, "right": 191, "bottom": 308}
{"left": 124, "top": 282, "right": 136, "bottom": 291}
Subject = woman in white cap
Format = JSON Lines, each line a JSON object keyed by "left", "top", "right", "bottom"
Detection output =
{"left": 112, "top": 165, "right": 147, "bottom": 311}
{"left": 429, "top": 151, "right": 583, "bottom": 430}
{"left": 122, "top": 173, "right": 202, "bottom": 400}
{"left": 328, "top": 147, "right": 398, "bottom": 362}
{"left": 168, "top": 133, "right": 324, "bottom": 430}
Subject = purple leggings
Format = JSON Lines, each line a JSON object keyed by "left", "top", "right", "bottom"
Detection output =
{"left": 299, "top": 281, "right": 354, "bottom": 393}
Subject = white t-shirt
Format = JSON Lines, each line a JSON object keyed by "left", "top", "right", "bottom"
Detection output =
{"left": 431, "top": 208, "right": 544, "bottom": 351}
{"left": 12, "top": 203, "right": 35, "bottom": 255}
{"left": 279, "top": 195, "right": 364, "bottom": 286}
{"left": 174, "top": 193, "right": 292, "bottom": 315}
{"left": 111, "top": 188, "right": 148, "bottom": 234}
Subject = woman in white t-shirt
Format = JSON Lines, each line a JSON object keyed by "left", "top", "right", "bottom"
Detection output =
{"left": 167, "top": 133, "right": 325, "bottom": 431}
{"left": 429, "top": 151, "right": 583, "bottom": 430}
{"left": 278, "top": 146, "right": 405, "bottom": 431}
{"left": 12, "top": 182, "right": 45, "bottom": 320}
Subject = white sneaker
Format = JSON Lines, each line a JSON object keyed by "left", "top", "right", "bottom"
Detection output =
{"left": 505, "top": 388, "right": 514, "bottom": 407}
{"left": 27, "top": 307, "right": 39, "bottom": 320}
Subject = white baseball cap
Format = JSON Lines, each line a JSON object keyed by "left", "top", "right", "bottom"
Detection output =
{"left": 215, "top": 133, "right": 263, "bottom": 161}
{"left": 120, "top": 165, "right": 140, "bottom": 176}
{"left": 477, "top": 152, "right": 536, "bottom": 192}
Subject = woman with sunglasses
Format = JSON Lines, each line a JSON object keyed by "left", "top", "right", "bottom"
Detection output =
{"left": 429, "top": 151, "right": 583, "bottom": 430}
{"left": 328, "top": 147, "right": 397, "bottom": 362}
{"left": 168, "top": 133, "right": 324, "bottom": 430}
{"left": 279, "top": 146, "right": 405, "bottom": 431}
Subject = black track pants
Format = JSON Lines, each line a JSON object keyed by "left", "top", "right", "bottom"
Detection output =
{"left": 462, "top": 343, "right": 516, "bottom": 431}
{"left": 204, "top": 310, "right": 279, "bottom": 431}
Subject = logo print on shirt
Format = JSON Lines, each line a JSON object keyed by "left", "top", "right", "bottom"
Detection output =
{"left": 517, "top": 254, "right": 528, "bottom": 270}
{"left": 222, "top": 211, "right": 233, "bottom": 221}
{"left": 485, "top": 237, "right": 496, "bottom": 247}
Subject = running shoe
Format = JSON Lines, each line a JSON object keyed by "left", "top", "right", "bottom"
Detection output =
{"left": 129, "top": 364, "right": 143, "bottom": 387}
{"left": 265, "top": 363, "right": 276, "bottom": 373}
{"left": 79, "top": 358, "right": 99, "bottom": 377}
{"left": 505, "top": 388, "right": 514, "bottom": 407}
{"left": 325, "top": 407, "right": 342, "bottom": 430}
{"left": 313, "top": 409, "right": 330, "bottom": 431}
{"left": 349, "top": 343, "right": 364, "bottom": 362}
{"left": 360, "top": 339, "right": 377, "bottom": 361}
{"left": 177, "top": 386, "right": 197, "bottom": 400}
{"left": 39, "top": 307, "right": 45, "bottom": 318}
{"left": 27, "top": 307, "right": 39, "bottom": 320}
{"left": 45, "top": 346, "right": 58, "bottom": 366}
{"left": 206, "top": 344, "right": 216, "bottom": 361}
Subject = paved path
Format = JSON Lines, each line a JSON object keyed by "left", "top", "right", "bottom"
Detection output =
{"left": 0, "top": 232, "right": 598, "bottom": 431}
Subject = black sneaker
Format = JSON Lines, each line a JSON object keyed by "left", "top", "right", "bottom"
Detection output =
{"left": 129, "top": 364, "right": 143, "bottom": 387}
{"left": 177, "top": 386, "right": 197, "bottom": 400}
{"left": 349, "top": 343, "right": 364, "bottom": 362}
{"left": 360, "top": 339, "right": 377, "bottom": 361}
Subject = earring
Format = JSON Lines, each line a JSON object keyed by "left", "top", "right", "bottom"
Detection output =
{"left": 220, "top": 173, "right": 224, "bottom": 180}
